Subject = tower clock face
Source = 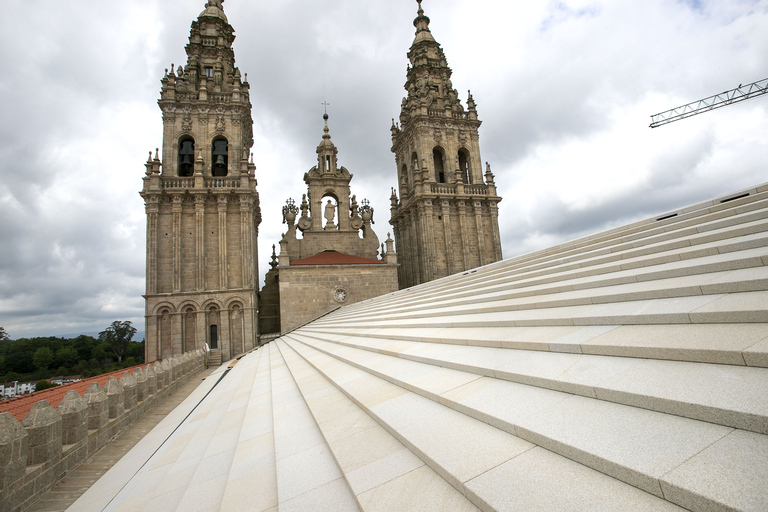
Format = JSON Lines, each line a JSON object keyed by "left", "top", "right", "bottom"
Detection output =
{"left": 333, "top": 288, "right": 348, "bottom": 303}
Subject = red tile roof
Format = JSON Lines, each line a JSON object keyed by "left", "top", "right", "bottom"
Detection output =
{"left": 0, "top": 364, "right": 148, "bottom": 422}
{"left": 290, "top": 250, "right": 384, "bottom": 266}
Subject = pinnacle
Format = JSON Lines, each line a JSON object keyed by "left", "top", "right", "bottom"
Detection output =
{"left": 412, "top": 0, "right": 435, "bottom": 44}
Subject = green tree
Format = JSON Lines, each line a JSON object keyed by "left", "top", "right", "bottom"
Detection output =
{"left": 55, "top": 346, "right": 79, "bottom": 368}
{"left": 0, "top": 327, "right": 9, "bottom": 341}
{"left": 98, "top": 321, "right": 137, "bottom": 363}
{"left": 33, "top": 347, "right": 54, "bottom": 371}
{"left": 35, "top": 380, "right": 59, "bottom": 392}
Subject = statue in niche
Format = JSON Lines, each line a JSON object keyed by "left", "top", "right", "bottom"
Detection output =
{"left": 324, "top": 200, "right": 336, "bottom": 229}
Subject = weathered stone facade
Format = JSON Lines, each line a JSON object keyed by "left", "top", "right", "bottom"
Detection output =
{"left": 389, "top": 2, "right": 503, "bottom": 289}
{"left": 260, "top": 116, "right": 399, "bottom": 334}
{"left": 141, "top": 2, "right": 260, "bottom": 364}
{"left": 278, "top": 263, "right": 398, "bottom": 333}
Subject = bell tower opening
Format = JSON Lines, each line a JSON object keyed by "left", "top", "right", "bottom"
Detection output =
{"left": 211, "top": 138, "right": 228, "bottom": 176}
{"left": 178, "top": 137, "right": 195, "bottom": 177}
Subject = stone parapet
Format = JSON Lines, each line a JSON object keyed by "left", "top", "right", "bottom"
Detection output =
{"left": 0, "top": 351, "right": 204, "bottom": 512}
{"left": 57, "top": 391, "right": 87, "bottom": 446}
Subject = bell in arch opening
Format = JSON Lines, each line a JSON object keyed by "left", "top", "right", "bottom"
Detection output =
{"left": 212, "top": 139, "right": 228, "bottom": 176}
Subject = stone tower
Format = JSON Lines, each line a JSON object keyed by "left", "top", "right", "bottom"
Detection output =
{"left": 140, "top": 0, "right": 260, "bottom": 364}
{"left": 259, "top": 115, "right": 398, "bottom": 334}
{"left": 389, "top": 0, "right": 502, "bottom": 289}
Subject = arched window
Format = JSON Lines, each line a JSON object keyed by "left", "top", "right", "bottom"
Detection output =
{"left": 400, "top": 164, "right": 409, "bottom": 193}
{"left": 178, "top": 137, "right": 195, "bottom": 176}
{"left": 211, "top": 138, "right": 228, "bottom": 176}
{"left": 208, "top": 306, "right": 219, "bottom": 349}
{"left": 433, "top": 148, "right": 445, "bottom": 183}
{"left": 458, "top": 149, "right": 470, "bottom": 184}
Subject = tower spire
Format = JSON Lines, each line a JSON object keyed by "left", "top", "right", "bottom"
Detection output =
{"left": 413, "top": 0, "right": 435, "bottom": 44}
{"left": 389, "top": 1, "right": 503, "bottom": 288}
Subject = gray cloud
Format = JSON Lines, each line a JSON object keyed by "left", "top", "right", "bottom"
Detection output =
{"left": 1, "top": 0, "right": 766, "bottom": 338}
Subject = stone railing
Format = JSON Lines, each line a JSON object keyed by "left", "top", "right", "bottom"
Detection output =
{"left": 428, "top": 183, "right": 489, "bottom": 196}
{"left": 205, "top": 177, "right": 241, "bottom": 188}
{"left": 0, "top": 350, "right": 205, "bottom": 512}
{"left": 161, "top": 178, "right": 194, "bottom": 189}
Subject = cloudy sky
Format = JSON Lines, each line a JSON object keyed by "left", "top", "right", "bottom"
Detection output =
{"left": 1, "top": 0, "right": 766, "bottom": 339}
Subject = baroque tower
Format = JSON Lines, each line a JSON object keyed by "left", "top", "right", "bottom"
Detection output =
{"left": 141, "top": 0, "right": 260, "bottom": 365}
{"left": 389, "top": 1, "right": 502, "bottom": 288}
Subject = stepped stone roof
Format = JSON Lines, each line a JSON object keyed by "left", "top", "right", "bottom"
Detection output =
{"left": 289, "top": 250, "right": 385, "bottom": 266}
{"left": 70, "top": 182, "right": 768, "bottom": 512}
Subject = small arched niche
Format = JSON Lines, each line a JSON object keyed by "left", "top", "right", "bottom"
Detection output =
{"left": 207, "top": 305, "right": 219, "bottom": 349}
{"left": 433, "top": 147, "right": 446, "bottom": 183}
{"left": 458, "top": 149, "right": 470, "bottom": 184}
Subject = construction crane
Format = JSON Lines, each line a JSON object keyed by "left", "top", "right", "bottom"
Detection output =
{"left": 649, "top": 77, "right": 768, "bottom": 128}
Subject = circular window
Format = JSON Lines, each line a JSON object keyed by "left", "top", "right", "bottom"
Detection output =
{"left": 333, "top": 288, "right": 348, "bottom": 303}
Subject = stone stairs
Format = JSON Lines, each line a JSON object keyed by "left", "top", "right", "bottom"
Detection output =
{"left": 70, "top": 183, "right": 768, "bottom": 512}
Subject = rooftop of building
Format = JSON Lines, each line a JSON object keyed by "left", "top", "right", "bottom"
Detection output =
{"left": 68, "top": 181, "right": 768, "bottom": 512}
{"left": 0, "top": 363, "right": 147, "bottom": 421}
{"left": 289, "top": 250, "right": 385, "bottom": 266}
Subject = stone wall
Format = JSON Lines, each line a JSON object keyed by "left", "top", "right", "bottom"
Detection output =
{"left": 0, "top": 351, "right": 205, "bottom": 512}
{"left": 278, "top": 264, "right": 398, "bottom": 332}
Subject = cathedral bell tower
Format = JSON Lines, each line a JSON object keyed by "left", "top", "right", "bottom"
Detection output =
{"left": 389, "top": 0, "right": 502, "bottom": 289}
{"left": 140, "top": 0, "right": 260, "bottom": 365}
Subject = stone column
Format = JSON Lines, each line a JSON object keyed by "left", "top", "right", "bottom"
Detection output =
{"left": 218, "top": 195, "right": 229, "bottom": 289}
{"left": 58, "top": 391, "right": 87, "bottom": 446}
{"left": 457, "top": 200, "right": 469, "bottom": 271}
{"left": 473, "top": 200, "right": 485, "bottom": 266}
{"left": 195, "top": 195, "right": 206, "bottom": 291}
{"left": 21, "top": 401, "right": 62, "bottom": 466}
{"left": 146, "top": 197, "right": 159, "bottom": 294}
{"left": 441, "top": 199, "right": 453, "bottom": 275}
{"left": 240, "top": 196, "right": 253, "bottom": 289}
{"left": 489, "top": 200, "right": 502, "bottom": 262}
{"left": 172, "top": 194, "right": 183, "bottom": 292}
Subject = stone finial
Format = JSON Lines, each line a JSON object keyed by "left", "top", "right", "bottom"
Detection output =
{"left": 163, "top": 359, "right": 173, "bottom": 385}
{"left": 153, "top": 361, "right": 165, "bottom": 392}
{"left": 21, "top": 401, "right": 63, "bottom": 466}
{"left": 144, "top": 364, "right": 157, "bottom": 397}
{"left": 385, "top": 234, "right": 398, "bottom": 264}
{"left": 0, "top": 412, "right": 28, "bottom": 489}
{"left": 83, "top": 382, "right": 108, "bottom": 430}
{"left": 120, "top": 372, "right": 137, "bottom": 411}
{"left": 58, "top": 390, "right": 87, "bottom": 445}
{"left": 104, "top": 377, "right": 124, "bottom": 419}
{"left": 134, "top": 367, "right": 147, "bottom": 402}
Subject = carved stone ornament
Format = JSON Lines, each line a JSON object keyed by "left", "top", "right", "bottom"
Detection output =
{"left": 433, "top": 128, "right": 442, "bottom": 143}
{"left": 182, "top": 107, "right": 193, "bottom": 132}
{"left": 333, "top": 287, "right": 348, "bottom": 303}
{"left": 215, "top": 114, "right": 226, "bottom": 132}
